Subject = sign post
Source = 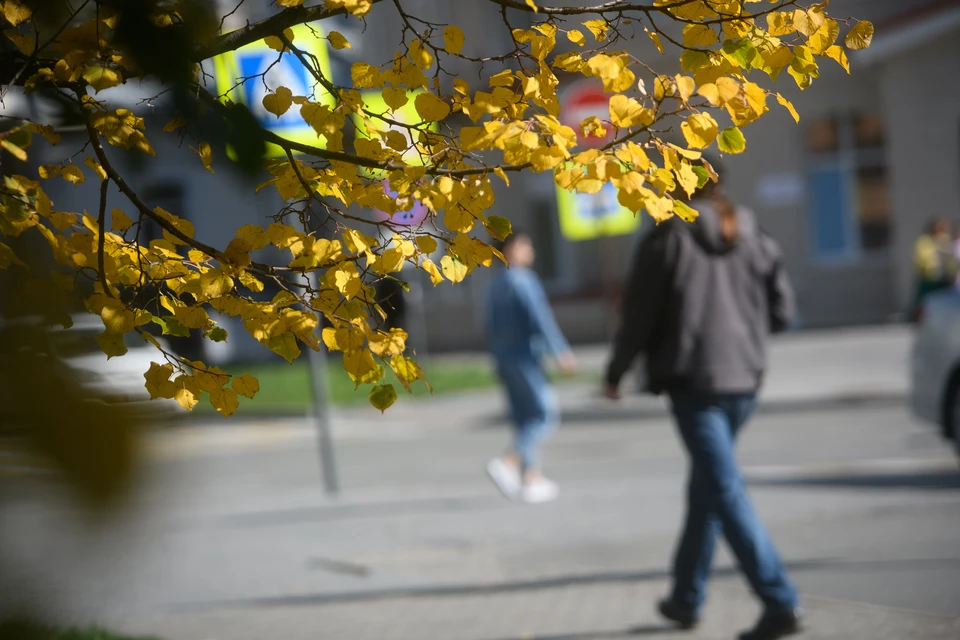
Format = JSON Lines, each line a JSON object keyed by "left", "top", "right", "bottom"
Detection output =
{"left": 557, "top": 80, "right": 642, "bottom": 337}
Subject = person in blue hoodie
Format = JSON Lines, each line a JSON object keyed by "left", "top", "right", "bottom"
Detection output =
{"left": 605, "top": 166, "right": 802, "bottom": 640}
{"left": 485, "top": 231, "right": 576, "bottom": 504}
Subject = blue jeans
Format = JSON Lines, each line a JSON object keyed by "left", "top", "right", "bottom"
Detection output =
{"left": 497, "top": 358, "right": 558, "bottom": 471}
{"left": 668, "top": 391, "right": 798, "bottom": 614}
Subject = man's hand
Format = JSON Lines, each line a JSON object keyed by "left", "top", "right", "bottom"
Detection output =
{"left": 604, "top": 384, "right": 621, "bottom": 401}
{"left": 556, "top": 351, "right": 577, "bottom": 376}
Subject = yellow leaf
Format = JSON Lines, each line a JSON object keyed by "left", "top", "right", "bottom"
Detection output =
{"left": 525, "top": 0, "right": 538, "bottom": 12}
{"left": 199, "top": 270, "right": 234, "bottom": 299}
{"left": 232, "top": 373, "right": 259, "bottom": 399}
{"left": 368, "top": 328, "right": 407, "bottom": 357}
{"left": 440, "top": 255, "right": 467, "bottom": 283}
{"left": 111, "top": 208, "right": 132, "bottom": 233}
{"left": 717, "top": 126, "right": 746, "bottom": 154}
{"left": 48, "top": 212, "right": 76, "bottom": 231}
{"left": 382, "top": 86, "right": 409, "bottom": 110}
{"left": 195, "top": 142, "right": 214, "bottom": 173}
{"left": 390, "top": 355, "right": 424, "bottom": 390}
{"left": 443, "top": 25, "right": 464, "bottom": 54}
{"left": 174, "top": 387, "right": 199, "bottom": 411}
{"left": 414, "top": 92, "right": 450, "bottom": 122}
{"left": 82, "top": 66, "right": 122, "bottom": 92}
{"left": 173, "top": 304, "right": 210, "bottom": 329}
{"left": 328, "top": 30, "right": 351, "bottom": 50}
{"left": 209, "top": 387, "right": 239, "bottom": 417}
{"left": 264, "top": 28, "right": 295, "bottom": 52}
{"left": 845, "top": 20, "right": 874, "bottom": 51}
{"left": 676, "top": 162, "right": 699, "bottom": 197}
{"left": 608, "top": 94, "right": 652, "bottom": 128}
{"left": 60, "top": 164, "right": 85, "bottom": 185}
{"left": 646, "top": 28, "right": 664, "bottom": 54}
{"left": 583, "top": 19, "right": 608, "bottom": 41}
{"left": 715, "top": 77, "right": 740, "bottom": 103}
{"left": 95, "top": 331, "right": 127, "bottom": 358}
{"left": 343, "top": 349, "right": 381, "bottom": 385}
{"left": 422, "top": 259, "right": 444, "bottom": 285}
{"left": 3, "top": 1, "right": 32, "bottom": 26}
{"left": 416, "top": 235, "right": 438, "bottom": 255}
{"left": 333, "top": 264, "right": 362, "bottom": 299}
{"left": 683, "top": 24, "right": 717, "bottom": 47}
{"left": 0, "top": 139, "right": 26, "bottom": 161}
{"left": 743, "top": 81, "right": 767, "bottom": 115}
{"left": 809, "top": 18, "right": 839, "bottom": 55}
{"left": 697, "top": 83, "right": 721, "bottom": 106}
{"left": 680, "top": 113, "right": 719, "bottom": 149}
{"left": 277, "top": 0, "right": 305, "bottom": 6}
{"left": 776, "top": 93, "right": 800, "bottom": 123}
{"left": 143, "top": 362, "right": 175, "bottom": 399}
{"left": 767, "top": 11, "right": 794, "bottom": 37}
{"left": 566, "top": 29, "right": 585, "bottom": 46}
{"left": 351, "top": 62, "right": 382, "bottom": 88}
{"left": 825, "top": 45, "right": 850, "bottom": 73}
{"left": 676, "top": 75, "right": 696, "bottom": 103}
{"left": 673, "top": 200, "right": 699, "bottom": 223}
{"left": 369, "top": 383, "right": 398, "bottom": 412}
{"left": 84, "top": 156, "right": 107, "bottom": 180}
{"left": 262, "top": 86, "right": 293, "bottom": 118}
{"left": 38, "top": 165, "right": 59, "bottom": 179}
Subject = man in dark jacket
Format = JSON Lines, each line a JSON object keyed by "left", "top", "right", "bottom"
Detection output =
{"left": 605, "top": 173, "right": 801, "bottom": 640}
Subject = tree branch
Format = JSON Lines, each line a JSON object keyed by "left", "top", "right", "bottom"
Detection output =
{"left": 194, "top": 0, "right": 388, "bottom": 61}
{"left": 97, "top": 178, "right": 112, "bottom": 297}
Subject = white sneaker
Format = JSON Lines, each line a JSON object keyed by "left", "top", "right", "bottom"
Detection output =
{"left": 486, "top": 458, "right": 521, "bottom": 500}
{"left": 521, "top": 478, "right": 559, "bottom": 504}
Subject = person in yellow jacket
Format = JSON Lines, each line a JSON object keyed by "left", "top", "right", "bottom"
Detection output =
{"left": 913, "top": 218, "right": 956, "bottom": 320}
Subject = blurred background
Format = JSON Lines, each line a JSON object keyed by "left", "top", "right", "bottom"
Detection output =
{"left": 1, "top": 1, "right": 960, "bottom": 639}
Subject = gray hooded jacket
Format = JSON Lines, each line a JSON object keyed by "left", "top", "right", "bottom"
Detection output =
{"left": 606, "top": 199, "right": 796, "bottom": 394}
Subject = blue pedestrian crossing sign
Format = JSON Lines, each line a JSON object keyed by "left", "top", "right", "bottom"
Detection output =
{"left": 213, "top": 23, "right": 336, "bottom": 157}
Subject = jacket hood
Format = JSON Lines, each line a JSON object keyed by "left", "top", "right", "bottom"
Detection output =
{"left": 687, "top": 198, "right": 759, "bottom": 255}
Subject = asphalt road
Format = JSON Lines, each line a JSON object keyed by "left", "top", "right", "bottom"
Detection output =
{"left": 1, "top": 398, "right": 958, "bottom": 639}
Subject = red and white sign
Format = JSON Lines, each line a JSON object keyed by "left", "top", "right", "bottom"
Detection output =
{"left": 559, "top": 79, "right": 613, "bottom": 149}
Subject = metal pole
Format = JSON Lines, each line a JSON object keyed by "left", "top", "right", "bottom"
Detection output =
{"left": 306, "top": 273, "right": 339, "bottom": 496}
{"left": 406, "top": 278, "right": 430, "bottom": 367}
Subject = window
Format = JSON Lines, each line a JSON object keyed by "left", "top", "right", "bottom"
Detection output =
{"left": 805, "top": 113, "right": 891, "bottom": 261}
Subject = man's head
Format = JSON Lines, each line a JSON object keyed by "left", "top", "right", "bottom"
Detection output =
{"left": 497, "top": 232, "right": 535, "bottom": 268}
{"left": 930, "top": 217, "right": 950, "bottom": 237}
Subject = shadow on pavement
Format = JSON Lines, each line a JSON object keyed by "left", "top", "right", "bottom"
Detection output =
{"left": 476, "top": 625, "right": 685, "bottom": 640}
{"left": 169, "top": 556, "right": 960, "bottom": 613}
{"left": 750, "top": 470, "right": 960, "bottom": 491}
{"left": 476, "top": 395, "right": 906, "bottom": 429}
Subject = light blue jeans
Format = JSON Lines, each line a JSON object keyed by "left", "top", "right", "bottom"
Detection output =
{"left": 668, "top": 391, "right": 798, "bottom": 614}
{"left": 496, "top": 357, "right": 558, "bottom": 472}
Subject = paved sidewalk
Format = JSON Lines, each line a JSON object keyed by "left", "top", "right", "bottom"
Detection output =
{"left": 114, "top": 579, "right": 960, "bottom": 640}
{"left": 142, "top": 325, "right": 911, "bottom": 459}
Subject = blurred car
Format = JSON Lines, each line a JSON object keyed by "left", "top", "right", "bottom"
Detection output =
{"left": 909, "top": 288, "right": 960, "bottom": 458}
{"left": 0, "top": 315, "right": 180, "bottom": 429}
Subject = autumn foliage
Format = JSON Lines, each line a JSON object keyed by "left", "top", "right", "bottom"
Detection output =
{"left": 0, "top": 0, "right": 872, "bottom": 413}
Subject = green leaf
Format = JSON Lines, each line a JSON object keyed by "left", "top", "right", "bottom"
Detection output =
{"left": 369, "top": 383, "right": 398, "bottom": 412}
{"left": 679, "top": 50, "right": 711, "bottom": 73}
{"left": 161, "top": 315, "right": 191, "bottom": 337}
{"left": 485, "top": 215, "right": 512, "bottom": 241}
{"left": 206, "top": 327, "right": 228, "bottom": 342}
{"left": 721, "top": 39, "right": 759, "bottom": 70}
{"left": 717, "top": 126, "right": 746, "bottom": 154}
{"left": 691, "top": 165, "right": 710, "bottom": 189}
